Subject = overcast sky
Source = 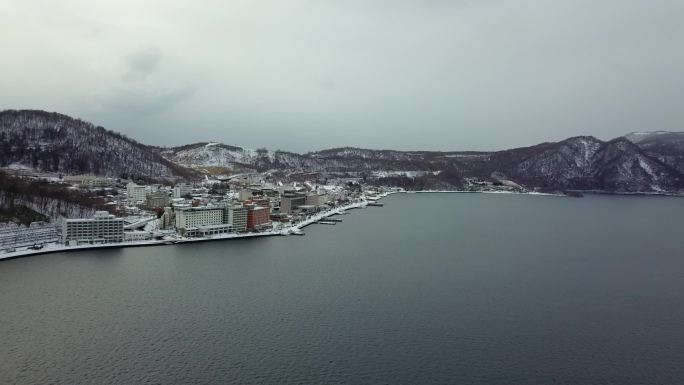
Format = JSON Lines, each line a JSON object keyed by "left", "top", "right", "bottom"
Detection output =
{"left": 1, "top": 0, "right": 683, "bottom": 152}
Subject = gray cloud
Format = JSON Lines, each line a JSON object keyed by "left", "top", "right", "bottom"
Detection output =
{"left": 122, "top": 47, "right": 162, "bottom": 82}
{"left": 103, "top": 84, "right": 196, "bottom": 116}
{"left": 0, "top": 0, "right": 683, "bottom": 152}
{"left": 98, "top": 47, "right": 195, "bottom": 117}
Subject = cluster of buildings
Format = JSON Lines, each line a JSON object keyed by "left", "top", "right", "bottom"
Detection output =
{"left": 58, "top": 177, "right": 363, "bottom": 247}
{"left": 0, "top": 171, "right": 388, "bottom": 254}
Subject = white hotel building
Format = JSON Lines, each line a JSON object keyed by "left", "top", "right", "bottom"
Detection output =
{"left": 62, "top": 211, "right": 124, "bottom": 246}
{"left": 127, "top": 182, "right": 152, "bottom": 205}
{"left": 173, "top": 183, "right": 193, "bottom": 199}
{"left": 175, "top": 207, "right": 224, "bottom": 229}
{"left": 174, "top": 206, "right": 232, "bottom": 237}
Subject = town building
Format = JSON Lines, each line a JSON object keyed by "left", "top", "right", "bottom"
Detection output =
{"left": 279, "top": 191, "right": 306, "bottom": 214}
{"left": 238, "top": 189, "right": 254, "bottom": 201}
{"left": 246, "top": 205, "right": 272, "bottom": 231}
{"left": 160, "top": 207, "right": 176, "bottom": 230}
{"left": 244, "top": 198, "right": 272, "bottom": 208}
{"left": 175, "top": 207, "right": 224, "bottom": 233}
{"left": 226, "top": 205, "right": 248, "bottom": 233}
{"left": 127, "top": 182, "right": 151, "bottom": 205}
{"left": 173, "top": 183, "right": 193, "bottom": 199}
{"left": 146, "top": 192, "right": 171, "bottom": 209}
{"left": 62, "top": 211, "right": 124, "bottom": 246}
{"left": 305, "top": 193, "right": 329, "bottom": 207}
{"left": 194, "top": 224, "right": 233, "bottom": 237}
{"left": 63, "top": 174, "right": 115, "bottom": 188}
{"left": 124, "top": 231, "right": 152, "bottom": 241}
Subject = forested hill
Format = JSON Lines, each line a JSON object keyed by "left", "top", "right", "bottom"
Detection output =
{"left": 2, "top": 109, "right": 684, "bottom": 193}
{"left": 0, "top": 110, "right": 197, "bottom": 180}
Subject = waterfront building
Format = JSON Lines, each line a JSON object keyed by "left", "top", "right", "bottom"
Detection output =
{"left": 226, "top": 205, "right": 248, "bottom": 233}
{"left": 160, "top": 207, "right": 175, "bottom": 230}
{"left": 298, "top": 205, "right": 319, "bottom": 214}
{"left": 124, "top": 231, "right": 152, "bottom": 241}
{"left": 173, "top": 183, "right": 193, "bottom": 199}
{"left": 196, "top": 224, "right": 233, "bottom": 237}
{"left": 279, "top": 191, "right": 306, "bottom": 214}
{"left": 62, "top": 211, "right": 124, "bottom": 246}
{"left": 175, "top": 207, "right": 224, "bottom": 233}
{"left": 246, "top": 205, "right": 272, "bottom": 231}
{"left": 305, "top": 193, "right": 329, "bottom": 207}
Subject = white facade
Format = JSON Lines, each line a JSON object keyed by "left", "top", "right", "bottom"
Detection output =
{"left": 228, "top": 205, "right": 248, "bottom": 233}
{"left": 173, "top": 183, "right": 193, "bottom": 199}
{"left": 175, "top": 207, "right": 224, "bottom": 230}
{"left": 124, "top": 231, "right": 152, "bottom": 241}
{"left": 127, "top": 182, "right": 152, "bottom": 204}
{"left": 64, "top": 175, "right": 114, "bottom": 188}
{"left": 238, "top": 189, "right": 253, "bottom": 201}
{"left": 63, "top": 211, "right": 124, "bottom": 245}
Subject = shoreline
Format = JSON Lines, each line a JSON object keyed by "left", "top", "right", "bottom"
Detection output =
{"left": 0, "top": 199, "right": 371, "bottom": 262}
{"left": 405, "top": 189, "right": 684, "bottom": 197}
{"left": 2, "top": 189, "right": 681, "bottom": 262}
{"left": 408, "top": 190, "right": 564, "bottom": 196}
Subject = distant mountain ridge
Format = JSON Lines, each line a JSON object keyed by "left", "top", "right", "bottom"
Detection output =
{"left": 159, "top": 136, "right": 684, "bottom": 193}
{"left": 1, "top": 109, "right": 684, "bottom": 193}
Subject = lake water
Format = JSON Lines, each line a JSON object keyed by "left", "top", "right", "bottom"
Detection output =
{"left": 1, "top": 193, "right": 684, "bottom": 384}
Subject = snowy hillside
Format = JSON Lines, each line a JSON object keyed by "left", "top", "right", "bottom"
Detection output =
{"left": 0, "top": 110, "right": 197, "bottom": 179}
{"left": 1, "top": 110, "right": 682, "bottom": 193}
{"left": 624, "top": 131, "right": 684, "bottom": 174}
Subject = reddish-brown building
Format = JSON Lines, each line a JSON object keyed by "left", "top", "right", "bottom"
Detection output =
{"left": 246, "top": 205, "right": 272, "bottom": 231}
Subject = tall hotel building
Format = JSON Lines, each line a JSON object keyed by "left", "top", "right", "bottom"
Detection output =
{"left": 62, "top": 211, "right": 124, "bottom": 246}
{"left": 175, "top": 207, "right": 224, "bottom": 229}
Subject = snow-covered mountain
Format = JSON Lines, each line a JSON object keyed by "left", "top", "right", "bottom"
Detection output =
{"left": 477, "top": 136, "right": 684, "bottom": 192}
{"left": 157, "top": 142, "right": 277, "bottom": 168}
{"left": 1, "top": 110, "right": 683, "bottom": 193}
{"left": 159, "top": 135, "right": 684, "bottom": 192}
{"left": 624, "top": 131, "right": 684, "bottom": 175}
{"left": 0, "top": 110, "right": 197, "bottom": 179}
{"left": 158, "top": 144, "right": 461, "bottom": 174}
